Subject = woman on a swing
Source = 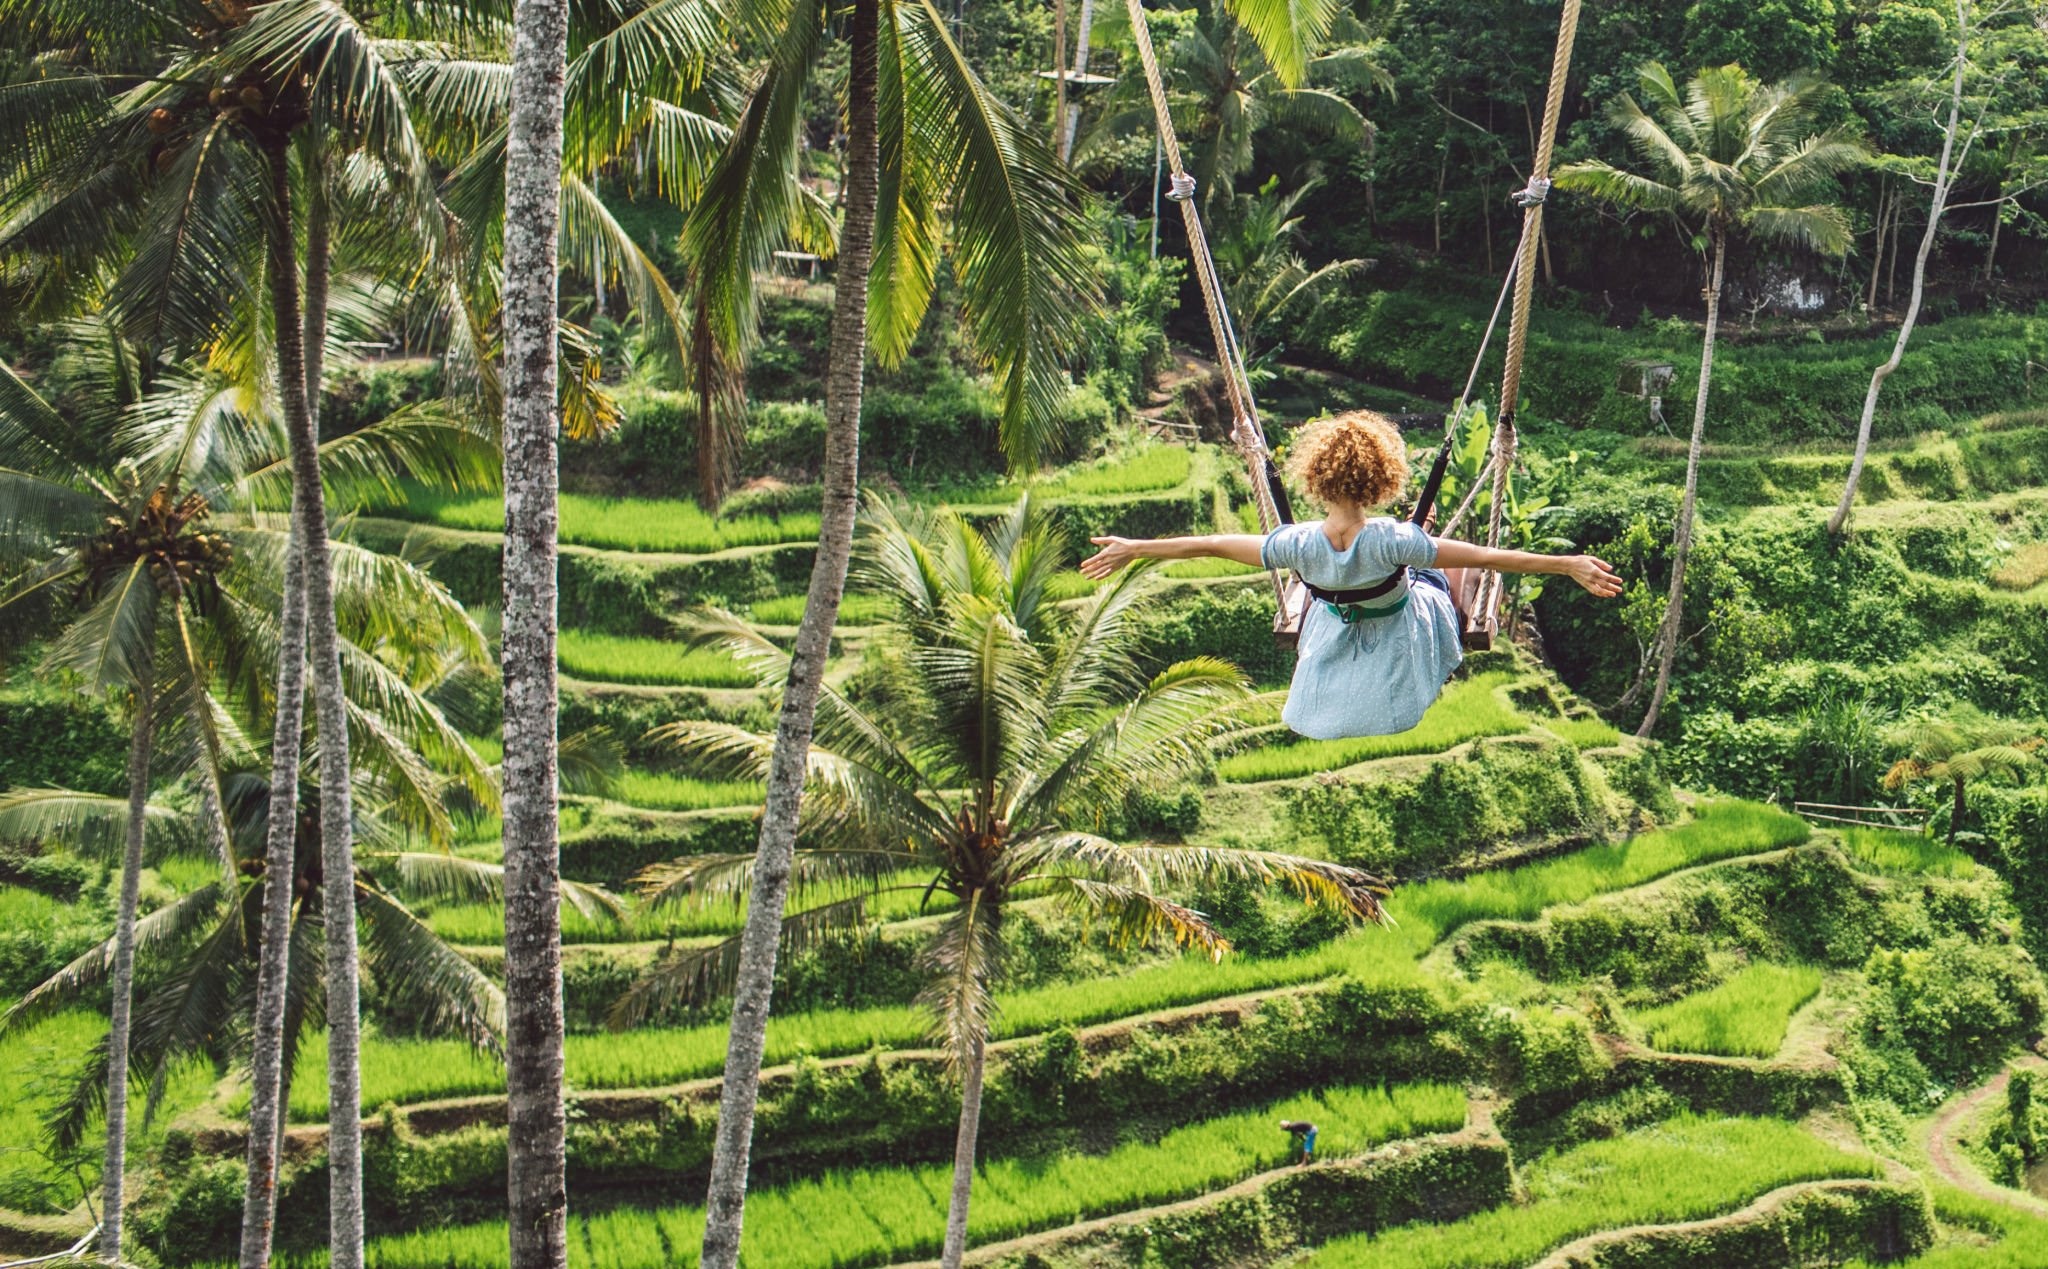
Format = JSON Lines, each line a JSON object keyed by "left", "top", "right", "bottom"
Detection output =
{"left": 1080, "top": 411, "right": 1623, "bottom": 740}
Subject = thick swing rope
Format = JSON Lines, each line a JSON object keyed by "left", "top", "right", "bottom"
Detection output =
{"left": 1470, "top": 0, "right": 1583, "bottom": 625}
{"left": 1119, "top": 0, "right": 1286, "bottom": 607}
{"left": 1119, "top": 0, "right": 1581, "bottom": 634}
{"left": 1431, "top": 238, "right": 1523, "bottom": 539}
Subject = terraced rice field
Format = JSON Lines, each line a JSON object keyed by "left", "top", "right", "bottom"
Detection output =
{"left": 1631, "top": 963, "right": 1823, "bottom": 1058}
{"left": 227, "top": 1081, "right": 1463, "bottom": 1269}
{"left": 272, "top": 802, "right": 1806, "bottom": 1118}
{"left": 1295, "top": 1116, "right": 1883, "bottom": 1269}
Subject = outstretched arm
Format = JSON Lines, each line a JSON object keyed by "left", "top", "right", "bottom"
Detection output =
{"left": 1432, "top": 538, "right": 1623, "bottom": 597}
{"left": 1078, "top": 534, "right": 1266, "bottom": 578}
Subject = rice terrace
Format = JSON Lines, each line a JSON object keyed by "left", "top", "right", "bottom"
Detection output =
{"left": 2, "top": 0, "right": 2048, "bottom": 1266}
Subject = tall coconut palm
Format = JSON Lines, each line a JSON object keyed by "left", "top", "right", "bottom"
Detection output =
{"left": 1211, "top": 176, "right": 1369, "bottom": 360}
{"left": 1082, "top": 9, "right": 1380, "bottom": 211}
{"left": 496, "top": 0, "right": 574, "bottom": 1261}
{"left": 0, "top": 320, "right": 492, "bottom": 1256}
{"left": 678, "top": 1, "right": 1096, "bottom": 1263}
{"left": 1883, "top": 708, "right": 2046, "bottom": 849}
{"left": 618, "top": 498, "right": 1391, "bottom": 1269}
{"left": 1555, "top": 63, "right": 1864, "bottom": 739}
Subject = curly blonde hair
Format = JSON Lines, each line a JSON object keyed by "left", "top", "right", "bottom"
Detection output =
{"left": 1283, "top": 410, "right": 1410, "bottom": 510}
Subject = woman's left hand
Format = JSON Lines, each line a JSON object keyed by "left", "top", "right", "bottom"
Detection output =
{"left": 1080, "top": 536, "right": 1140, "bottom": 579}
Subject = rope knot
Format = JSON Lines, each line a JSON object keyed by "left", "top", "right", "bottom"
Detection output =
{"left": 1166, "top": 172, "right": 1197, "bottom": 202}
{"left": 1512, "top": 177, "right": 1552, "bottom": 207}
{"left": 1230, "top": 419, "right": 1265, "bottom": 456}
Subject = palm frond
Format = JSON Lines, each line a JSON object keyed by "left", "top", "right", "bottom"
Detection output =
{"left": 45, "top": 557, "right": 159, "bottom": 693}
{"left": 631, "top": 847, "right": 909, "bottom": 911}
{"left": 680, "top": 0, "right": 823, "bottom": 355}
{"left": 1040, "top": 875, "right": 1226, "bottom": 959}
{"left": 0, "top": 883, "right": 225, "bottom": 1035}
{"left": 1019, "top": 833, "right": 1391, "bottom": 926}
{"left": 896, "top": 0, "right": 1098, "bottom": 468}
{"left": 356, "top": 881, "right": 506, "bottom": 1054}
{"left": 1742, "top": 203, "right": 1853, "bottom": 256}
{"left": 379, "top": 849, "right": 629, "bottom": 922}
{"left": 607, "top": 894, "right": 868, "bottom": 1027}
{"left": 1019, "top": 656, "right": 1249, "bottom": 824}
{"left": 105, "top": 114, "right": 267, "bottom": 351}
{"left": 0, "top": 787, "right": 181, "bottom": 857}
{"left": 1216, "top": 0, "right": 1342, "bottom": 88}
{"left": 1553, "top": 158, "right": 1684, "bottom": 214}
{"left": 913, "top": 888, "right": 1002, "bottom": 1064}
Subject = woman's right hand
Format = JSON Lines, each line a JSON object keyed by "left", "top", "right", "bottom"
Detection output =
{"left": 1564, "top": 555, "right": 1623, "bottom": 597}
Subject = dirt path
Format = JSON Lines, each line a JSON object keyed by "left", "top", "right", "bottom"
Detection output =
{"left": 1925, "top": 1058, "right": 2048, "bottom": 1214}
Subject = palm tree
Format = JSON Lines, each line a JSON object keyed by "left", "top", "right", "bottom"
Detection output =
{"left": 1555, "top": 64, "right": 1864, "bottom": 738}
{"left": 1088, "top": 9, "right": 1379, "bottom": 210}
{"left": 0, "top": 767, "right": 513, "bottom": 1165}
{"left": 1211, "top": 176, "right": 1369, "bottom": 360}
{"left": 0, "top": 327, "right": 492, "bottom": 1257}
{"left": 677, "top": 1, "right": 1096, "bottom": 1263}
{"left": 497, "top": 0, "right": 574, "bottom": 1262}
{"left": 1883, "top": 709, "right": 2046, "bottom": 849}
{"left": 618, "top": 498, "right": 1391, "bottom": 1269}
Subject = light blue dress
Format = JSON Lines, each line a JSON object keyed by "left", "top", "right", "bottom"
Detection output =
{"left": 1261, "top": 519, "right": 1465, "bottom": 739}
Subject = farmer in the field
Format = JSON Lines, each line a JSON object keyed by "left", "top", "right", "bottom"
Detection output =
{"left": 1080, "top": 410, "right": 1622, "bottom": 741}
{"left": 1280, "top": 1119, "right": 1318, "bottom": 1166}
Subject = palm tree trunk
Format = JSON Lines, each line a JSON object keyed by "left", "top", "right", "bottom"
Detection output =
{"left": 1050, "top": 0, "right": 1067, "bottom": 157}
{"left": 1635, "top": 229, "right": 1725, "bottom": 739}
{"left": 98, "top": 664, "right": 154, "bottom": 1261}
{"left": 501, "top": 0, "right": 573, "bottom": 1264}
{"left": 1950, "top": 776, "right": 1966, "bottom": 850}
{"left": 263, "top": 132, "right": 363, "bottom": 1269}
{"left": 939, "top": 1033, "right": 989, "bottom": 1269}
{"left": 697, "top": 1, "right": 881, "bottom": 1264}
{"left": 1828, "top": 11, "right": 1966, "bottom": 536}
{"left": 1059, "top": 0, "right": 1093, "bottom": 162}
{"left": 238, "top": 147, "right": 331, "bottom": 1269}
{"left": 1866, "top": 181, "right": 1886, "bottom": 313}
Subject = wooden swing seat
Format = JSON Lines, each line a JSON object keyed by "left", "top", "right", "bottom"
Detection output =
{"left": 1272, "top": 568, "right": 1495, "bottom": 652}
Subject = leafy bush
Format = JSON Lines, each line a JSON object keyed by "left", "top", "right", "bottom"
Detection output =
{"left": 1283, "top": 733, "right": 1609, "bottom": 875}
{"left": 0, "top": 692, "right": 127, "bottom": 796}
{"left": 1854, "top": 935, "right": 2042, "bottom": 1099}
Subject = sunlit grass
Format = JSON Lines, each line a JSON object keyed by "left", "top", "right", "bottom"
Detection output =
{"left": 1162, "top": 557, "right": 1260, "bottom": 579}
{"left": 556, "top": 630, "right": 754, "bottom": 687}
{"left": 419, "top": 871, "right": 959, "bottom": 946}
{"left": 1837, "top": 826, "right": 1975, "bottom": 878}
{"left": 1215, "top": 672, "right": 1526, "bottom": 781}
{"left": 1545, "top": 715, "right": 1626, "bottom": 749}
{"left": 1631, "top": 963, "right": 1822, "bottom": 1058}
{"left": 1294, "top": 1116, "right": 1880, "bottom": 1269}
{"left": 255, "top": 1081, "right": 1462, "bottom": 1269}
{"left": 388, "top": 485, "right": 821, "bottom": 553}
{"left": 746, "top": 592, "right": 893, "bottom": 625}
{"left": 0, "top": 1012, "right": 213, "bottom": 1214}
{"left": 302, "top": 802, "right": 1805, "bottom": 1114}
{"left": 1991, "top": 541, "right": 2048, "bottom": 592}
{"left": 931, "top": 447, "right": 1193, "bottom": 505}
{"left": 612, "top": 770, "right": 763, "bottom": 811}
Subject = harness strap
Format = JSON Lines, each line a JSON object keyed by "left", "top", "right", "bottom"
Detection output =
{"left": 1299, "top": 567, "right": 1406, "bottom": 607}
